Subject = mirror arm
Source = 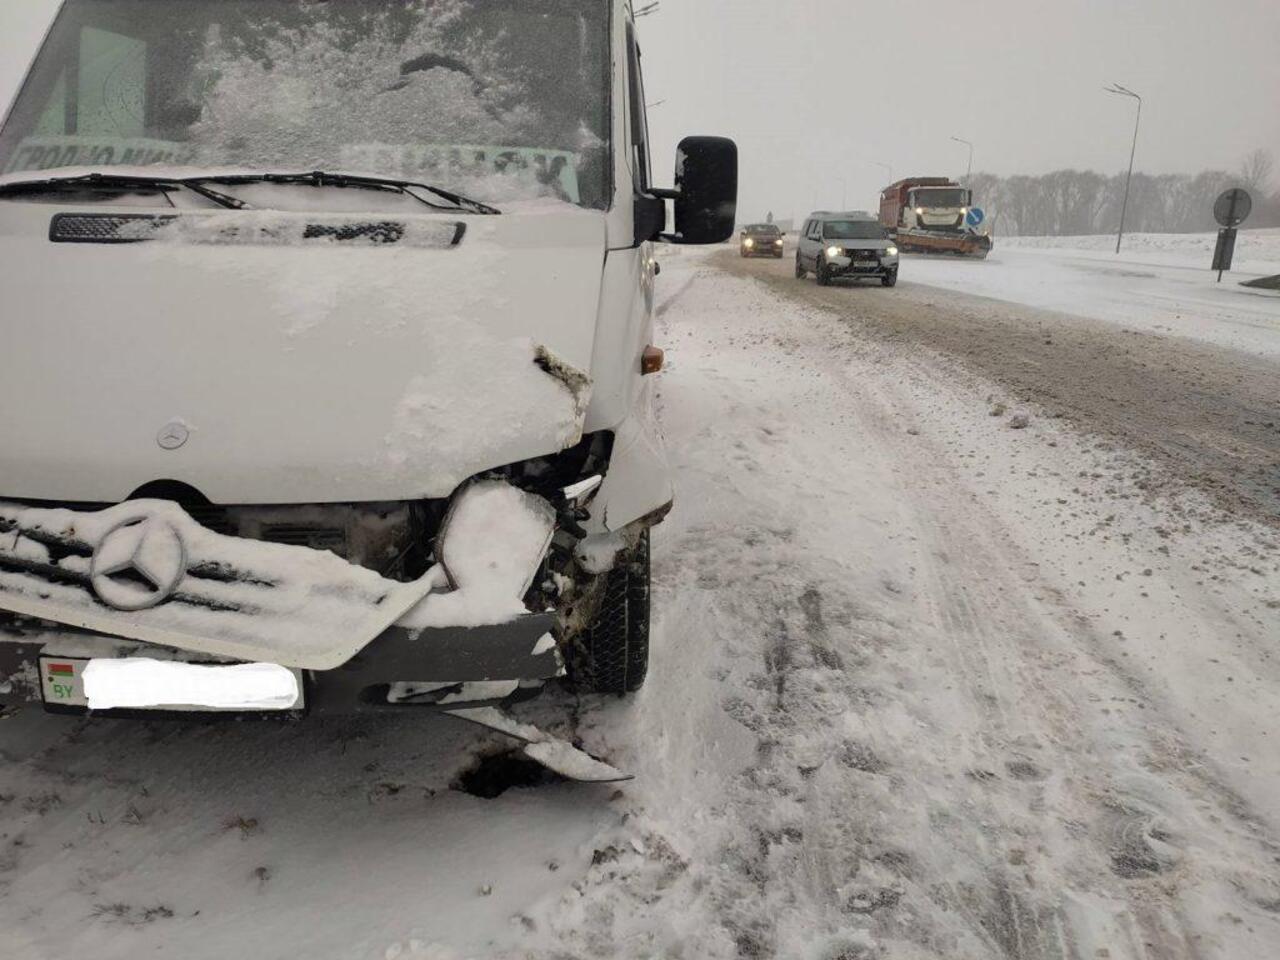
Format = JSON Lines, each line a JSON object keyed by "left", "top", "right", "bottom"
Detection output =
{"left": 633, "top": 188, "right": 684, "bottom": 246}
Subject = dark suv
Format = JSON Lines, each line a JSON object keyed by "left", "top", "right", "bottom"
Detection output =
{"left": 739, "top": 223, "right": 785, "bottom": 258}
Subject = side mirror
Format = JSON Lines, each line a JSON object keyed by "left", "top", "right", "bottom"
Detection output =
{"left": 671, "top": 136, "right": 737, "bottom": 244}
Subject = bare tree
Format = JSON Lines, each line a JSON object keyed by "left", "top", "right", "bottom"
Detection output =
{"left": 1238, "top": 148, "right": 1274, "bottom": 193}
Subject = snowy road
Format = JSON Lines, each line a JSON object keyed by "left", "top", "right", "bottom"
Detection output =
{"left": 3, "top": 248, "right": 1280, "bottom": 959}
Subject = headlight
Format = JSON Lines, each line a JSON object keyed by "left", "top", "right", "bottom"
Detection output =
{"left": 743, "top": 237, "right": 754, "bottom": 247}
{"left": 438, "top": 479, "right": 555, "bottom": 597}
{"left": 886, "top": 246, "right": 898, "bottom": 256}
{"left": 774, "top": 238, "right": 783, "bottom": 245}
{"left": 915, "top": 207, "right": 924, "bottom": 216}
{"left": 960, "top": 207, "right": 968, "bottom": 215}
{"left": 826, "top": 246, "right": 842, "bottom": 258}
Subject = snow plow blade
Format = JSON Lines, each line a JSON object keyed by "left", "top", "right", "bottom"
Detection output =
{"left": 895, "top": 229, "right": 992, "bottom": 259}
{"left": 445, "top": 706, "right": 632, "bottom": 783}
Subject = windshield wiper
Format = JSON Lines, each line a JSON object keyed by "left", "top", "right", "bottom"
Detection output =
{"left": 190, "top": 170, "right": 501, "bottom": 215}
{"left": 0, "top": 171, "right": 248, "bottom": 210}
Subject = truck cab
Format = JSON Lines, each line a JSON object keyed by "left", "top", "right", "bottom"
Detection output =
{"left": 903, "top": 185, "right": 971, "bottom": 231}
{"left": 879, "top": 179, "right": 972, "bottom": 232}
{"left": 0, "top": 0, "right": 737, "bottom": 720}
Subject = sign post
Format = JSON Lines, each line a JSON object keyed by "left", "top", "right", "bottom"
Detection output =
{"left": 1211, "top": 188, "right": 1252, "bottom": 282}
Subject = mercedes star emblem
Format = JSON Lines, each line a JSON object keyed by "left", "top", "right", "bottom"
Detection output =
{"left": 89, "top": 515, "right": 188, "bottom": 611}
{"left": 157, "top": 421, "right": 190, "bottom": 450}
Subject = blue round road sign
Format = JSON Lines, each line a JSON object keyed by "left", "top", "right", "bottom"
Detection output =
{"left": 966, "top": 207, "right": 985, "bottom": 227}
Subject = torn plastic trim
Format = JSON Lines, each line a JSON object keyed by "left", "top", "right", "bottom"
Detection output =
{"left": 574, "top": 503, "right": 671, "bottom": 576}
{"left": 446, "top": 705, "right": 630, "bottom": 782}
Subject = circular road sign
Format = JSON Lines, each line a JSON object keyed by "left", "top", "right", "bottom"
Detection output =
{"left": 966, "top": 207, "right": 985, "bottom": 227}
{"left": 1214, "top": 188, "right": 1252, "bottom": 228}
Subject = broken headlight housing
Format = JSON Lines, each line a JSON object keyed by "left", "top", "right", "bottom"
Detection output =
{"left": 437, "top": 479, "right": 556, "bottom": 597}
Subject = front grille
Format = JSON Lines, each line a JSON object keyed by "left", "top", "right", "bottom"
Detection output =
{"left": 302, "top": 221, "right": 405, "bottom": 244}
{"left": 49, "top": 213, "right": 176, "bottom": 244}
{"left": 0, "top": 498, "right": 435, "bottom": 582}
{"left": 48, "top": 213, "right": 465, "bottom": 248}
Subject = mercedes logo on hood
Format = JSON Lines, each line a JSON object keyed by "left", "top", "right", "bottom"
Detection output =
{"left": 90, "top": 515, "right": 188, "bottom": 611}
{"left": 157, "top": 420, "right": 190, "bottom": 450}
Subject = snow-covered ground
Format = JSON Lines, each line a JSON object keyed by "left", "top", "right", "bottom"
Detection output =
{"left": 2, "top": 246, "right": 1279, "bottom": 959}
{"left": 903, "top": 229, "right": 1280, "bottom": 357}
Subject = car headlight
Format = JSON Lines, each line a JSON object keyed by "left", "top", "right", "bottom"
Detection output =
{"left": 915, "top": 207, "right": 924, "bottom": 216}
{"left": 826, "top": 246, "right": 842, "bottom": 258}
{"left": 886, "top": 246, "right": 898, "bottom": 256}
{"left": 960, "top": 207, "right": 968, "bottom": 215}
{"left": 438, "top": 479, "right": 556, "bottom": 597}
{"left": 744, "top": 237, "right": 754, "bottom": 247}
{"left": 774, "top": 238, "right": 783, "bottom": 245}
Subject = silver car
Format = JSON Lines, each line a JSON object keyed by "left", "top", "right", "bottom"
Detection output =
{"left": 795, "top": 212, "right": 899, "bottom": 287}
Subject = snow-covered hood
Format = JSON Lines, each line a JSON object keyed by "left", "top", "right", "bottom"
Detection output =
{"left": 0, "top": 200, "right": 605, "bottom": 503}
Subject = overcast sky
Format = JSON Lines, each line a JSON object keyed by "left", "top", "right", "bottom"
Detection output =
{"left": 2, "top": 0, "right": 1277, "bottom": 223}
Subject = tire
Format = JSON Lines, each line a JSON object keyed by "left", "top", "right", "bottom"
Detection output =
{"left": 794, "top": 255, "right": 806, "bottom": 279}
{"left": 881, "top": 269, "right": 898, "bottom": 288}
{"left": 567, "top": 530, "right": 651, "bottom": 694}
{"left": 816, "top": 261, "right": 831, "bottom": 286}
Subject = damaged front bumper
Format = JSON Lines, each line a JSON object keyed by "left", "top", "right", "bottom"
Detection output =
{"left": 0, "top": 491, "right": 566, "bottom": 716}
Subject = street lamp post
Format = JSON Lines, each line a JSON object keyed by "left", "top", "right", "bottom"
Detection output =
{"left": 871, "top": 161, "right": 892, "bottom": 183}
{"left": 950, "top": 136, "right": 973, "bottom": 186}
{"left": 1104, "top": 83, "right": 1142, "bottom": 255}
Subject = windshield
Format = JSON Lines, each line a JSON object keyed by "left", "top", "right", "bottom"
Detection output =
{"left": 913, "top": 188, "right": 967, "bottom": 208}
{"left": 746, "top": 224, "right": 780, "bottom": 234}
{"left": 822, "top": 220, "right": 887, "bottom": 240}
{"left": 0, "top": 0, "right": 610, "bottom": 209}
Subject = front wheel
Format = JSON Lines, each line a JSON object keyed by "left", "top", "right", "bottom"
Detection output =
{"left": 566, "top": 530, "right": 651, "bottom": 694}
{"left": 816, "top": 261, "right": 831, "bottom": 286}
{"left": 881, "top": 269, "right": 898, "bottom": 288}
{"left": 794, "top": 255, "right": 806, "bottom": 279}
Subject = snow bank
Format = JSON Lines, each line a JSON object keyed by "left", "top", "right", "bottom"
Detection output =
{"left": 904, "top": 228, "right": 1280, "bottom": 357}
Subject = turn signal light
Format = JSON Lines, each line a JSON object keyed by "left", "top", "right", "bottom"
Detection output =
{"left": 641, "top": 345, "right": 665, "bottom": 375}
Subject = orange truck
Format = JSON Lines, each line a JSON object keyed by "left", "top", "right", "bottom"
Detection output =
{"left": 879, "top": 177, "right": 992, "bottom": 258}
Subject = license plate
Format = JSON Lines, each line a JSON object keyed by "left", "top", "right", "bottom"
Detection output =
{"left": 39, "top": 657, "right": 304, "bottom": 712}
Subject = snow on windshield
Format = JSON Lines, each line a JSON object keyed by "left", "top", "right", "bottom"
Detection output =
{"left": 0, "top": 0, "right": 610, "bottom": 208}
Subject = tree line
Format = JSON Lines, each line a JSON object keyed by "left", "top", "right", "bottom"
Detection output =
{"left": 966, "top": 148, "right": 1278, "bottom": 237}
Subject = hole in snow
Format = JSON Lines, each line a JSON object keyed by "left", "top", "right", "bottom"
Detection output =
{"left": 453, "top": 750, "right": 563, "bottom": 799}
